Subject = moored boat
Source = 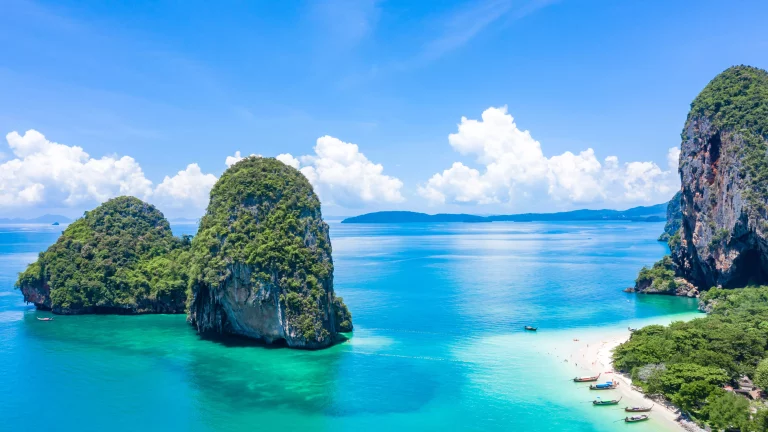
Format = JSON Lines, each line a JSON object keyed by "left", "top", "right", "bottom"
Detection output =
{"left": 573, "top": 373, "right": 600, "bottom": 382}
{"left": 624, "top": 404, "right": 653, "bottom": 412}
{"left": 524, "top": 326, "right": 537, "bottom": 331}
{"left": 592, "top": 397, "right": 621, "bottom": 406}
{"left": 36, "top": 317, "right": 54, "bottom": 321}
{"left": 589, "top": 381, "right": 617, "bottom": 390}
{"left": 624, "top": 414, "right": 649, "bottom": 423}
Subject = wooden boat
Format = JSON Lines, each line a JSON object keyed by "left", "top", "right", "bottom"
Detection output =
{"left": 625, "top": 414, "right": 649, "bottom": 423}
{"left": 573, "top": 373, "right": 601, "bottom": 382}
{"left": 36, "top": 317, "right": 53, "bottom": 321}
{"left": 593, "top": 397, "right": 621, "bottom": 406}
{"left": 625, "top": 404, "right": 653, "bottom": 412}
{"left": 628, "top": 326, "right": 638, "bottom": 332}
{"left": 524, "top": 326, "right": 537, "bottom": 331}
{"left": 590, "top": 381, "right": 617, "bottom": 390}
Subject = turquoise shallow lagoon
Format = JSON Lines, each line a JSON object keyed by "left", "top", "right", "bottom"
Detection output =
{"left": 0, "top": 221, "right": 698, "bottom": 431}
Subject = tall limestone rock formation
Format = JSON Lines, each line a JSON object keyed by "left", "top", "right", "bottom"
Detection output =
{"left": 187, "top": 157, "right": 352, "bottom": 349}
{"left": 637, "top": 66, "right": 768, "bottom": 293}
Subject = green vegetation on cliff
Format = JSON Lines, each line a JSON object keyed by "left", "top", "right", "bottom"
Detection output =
{"left": 635, "top": 255, "right": 678, "bottom": 293}
{"left": 686, "top": 65, "right": 768, "bottom": 212}
{"left": 189, "top": 157, "right": 351, "bottom": 342}
{"left": 614, "top": 286, "right": 768, "bottom": 430}
{"left": 16, "top": 196, "right": 190, "bottom": 313}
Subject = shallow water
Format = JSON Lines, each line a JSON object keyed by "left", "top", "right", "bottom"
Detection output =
{"left": 0, "top": 221, "right": 698, "bottom": 431}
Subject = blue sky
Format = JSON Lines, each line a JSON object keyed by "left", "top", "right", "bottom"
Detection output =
{"left": 1, "top": 0, "right": 767, "bottom": 218}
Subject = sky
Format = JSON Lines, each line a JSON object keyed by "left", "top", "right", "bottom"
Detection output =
{"left": 1, "top": 0, "right": 767, "bottom": 219}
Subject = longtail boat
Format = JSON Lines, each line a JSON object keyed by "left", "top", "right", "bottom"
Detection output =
{"left": 524, "top": 326, "right": 537, "bottom": 331}
{"left": 589, "top": 381, "right": 617, "bottom": 390}
{"left": 628, "top": 326, "right": 637, "bottom": 332}
{"left": 573, "top": 373, "right": 600, "bottom": 382}
{"left": 36, "top": 317, "right": 54, "bottom": 321}
{"left": 625, "top": 404, "right": 653, "bottom": 412}
{"left": 625, "top": 415, "right": 649, "bottom": 423}
{"left": 593, "top": 397, "right": 621, "bottom": 406}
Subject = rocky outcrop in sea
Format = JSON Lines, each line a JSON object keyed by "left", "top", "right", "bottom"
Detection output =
{"left": 187, "top": 157, "right": 352, "bottom": 349}
{"left": 16, "top": 196, "right": 190, "bottom": 314}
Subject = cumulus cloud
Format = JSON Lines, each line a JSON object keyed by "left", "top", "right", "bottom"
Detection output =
{"left": 2, "top": 130, "right": 404, "bottom": 215}
{"left": 230, "top": 137, "right": 404, "bottom": 207}
{"left": 225, "top": 150, "right": 261, "bottom": 167}
{"left": 153, "top": 164, "right": 217, "bottom": 211}
{"left": 275, "top": 153, "right": 300, "bottom": 169}
{"left": 0, "top": 130, "right": 220, "bottom": 216}
{"left": 418, "top": 107, "right": 680, "bottom": 208}
{"left": 295, "top": 136, "right": 404, "bottom": 207}
{"left": 1, "top": 130, "right": 153, "bottom": 207}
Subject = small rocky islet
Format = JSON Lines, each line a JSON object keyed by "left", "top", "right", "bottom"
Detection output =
{"left": 16, "top": 196, "right": 191, "bottom": 314}
{"left": 15, "top": 158, "right": 352, "bottom": 349}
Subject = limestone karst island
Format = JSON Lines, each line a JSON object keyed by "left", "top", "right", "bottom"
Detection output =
{"left": 16, "top": 159, "right": 352, "bottom": 349}
{"left": 5, "top": 3, "right": 768, "bottom": 432}
{"left": 187, "top": 157, "right": 351, "bottom": 348}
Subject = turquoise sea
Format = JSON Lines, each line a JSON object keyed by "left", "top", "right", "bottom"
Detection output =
{"left": 0, "top": 221, "right": 699, "bottom": 431}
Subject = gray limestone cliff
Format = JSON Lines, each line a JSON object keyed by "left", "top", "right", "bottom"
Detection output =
{"left": 636, "top": 66, "right": 768, "bottom": 295}
{"left": 658, "top": 191, "right": 682, "bottom": 242}
{"left": 187, "top": 157, "right": 352, "bottom": 349}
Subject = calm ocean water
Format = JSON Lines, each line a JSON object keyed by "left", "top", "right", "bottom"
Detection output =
{"left": 0, "top": 221, "right": 698, "bottom": 431}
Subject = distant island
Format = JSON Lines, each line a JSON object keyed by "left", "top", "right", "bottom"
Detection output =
{"left": 0, "top": 214, "right": 72, "bottom": 224}
{"left": 342, "top": 202, "right": 667, "bottom": 224}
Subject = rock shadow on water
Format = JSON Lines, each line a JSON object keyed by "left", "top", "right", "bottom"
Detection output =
{"left": 185, "top": 335, "right": 450, "bottom": 420}
{"left": 195, "top": 329, "right": 351, "bottom": 349}
{"left": 196, "top": 331, "right": 290, "bottom": 349}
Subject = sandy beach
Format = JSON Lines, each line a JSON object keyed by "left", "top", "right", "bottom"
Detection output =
{"left": 557, "top": 327, "right": 703, "bottom": 432}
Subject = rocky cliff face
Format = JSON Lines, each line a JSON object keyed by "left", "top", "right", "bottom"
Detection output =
{"left": 673, "top": 66, "right": 768, "bottom": 290}
{"left": 637, "top": 66, "right": 768, "bottom": 294}
{"left": 16, "top": 196, "right": 190, "bottom": 314}
{"left": 187, "top": 157, "right": 352, "bottom": 349}
{"left": 658, "top": 191, "right": 682, "bottom": 242}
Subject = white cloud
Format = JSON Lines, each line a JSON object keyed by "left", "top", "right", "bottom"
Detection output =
{"left": 0, "top": 130, "right": 221, "bottom": 216}
{"left": 419, "top": 107, "right": 680, "bottom": 208}
{"left": 276, "top": 153, "right": 300, "bottom": 169}
{"left": 225, "top": 150, "right": 261, "bottom": 167}
{"left": 294, "top": 135, "right": 404, "bottom": 207}
{"left": 153, "top": 164, "right": 217, "bottom": 211}
{"left": 667, "top": 146, "right": 680, "bottom": 171}
{"left": 224, "top": 141, "right": 405, "bottom": 207}
{"left": 2, "top": 130, "right": 404, "bottom": 216}
{"left": 1, "top": 130, "right": 153, "bottom": 207}
{"left": 230, "top": 138, "right": 403, "bottom": 207}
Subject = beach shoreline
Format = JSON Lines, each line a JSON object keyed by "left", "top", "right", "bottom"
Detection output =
{"left": 557, "top": 322, "right": 704, "bottom": 432}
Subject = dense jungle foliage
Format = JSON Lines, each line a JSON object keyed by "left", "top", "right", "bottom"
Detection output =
{"left": 16, "top": 196, "right": 190, "bottom": 312}
{"left": 635, "top": 255, "right": 678, "bottom": 293}
{"left": 614, "top": 286, "right": 768, "bottom": 430}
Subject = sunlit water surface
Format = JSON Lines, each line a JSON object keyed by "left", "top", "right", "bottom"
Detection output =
{"left": 0, "top": 221, "right": 698, "bottom": 431}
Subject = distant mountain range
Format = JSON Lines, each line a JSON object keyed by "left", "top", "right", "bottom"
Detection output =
{"left": 341, "top": 202, "right": 668, "bottom": 224}
{"left": 0, "top": 214, "right": 72, "bottom": 224}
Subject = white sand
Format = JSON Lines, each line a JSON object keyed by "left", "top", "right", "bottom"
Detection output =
{"left": 559, "top": 327, "right": 704, "bottom": 432}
